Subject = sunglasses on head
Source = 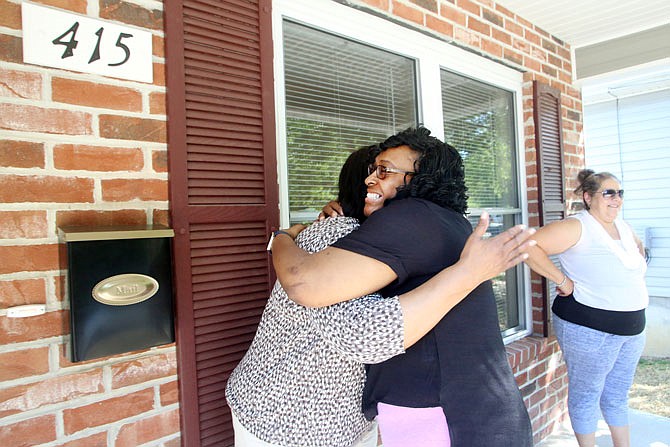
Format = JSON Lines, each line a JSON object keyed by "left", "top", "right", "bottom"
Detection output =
{"left": 596, "top": 189, "right": 624, "bottom": 199}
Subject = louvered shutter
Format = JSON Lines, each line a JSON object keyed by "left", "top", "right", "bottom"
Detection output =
{"left": 533, "top": 80, "right": 566, "bottom": 336}
{"left": 165, "top": 1, "right": 278, "bottom": 446}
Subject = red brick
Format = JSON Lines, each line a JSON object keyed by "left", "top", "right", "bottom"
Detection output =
{"left": 55, "top": 275, "right": 66, "bottom": 302}
{"left": 0, "top": 34, "right": 22, "bottom": 63}
{"left": 100, "top": 0, "right": 163, "bottom": 30}
{"left": 0, "top": 244, "right": 60, "bottom": 275}
{"left": 492, "top": 28, "right": 512, "bottom": 45}
{"left": 99, "top": 115, "right": 167, "bottom": 143}
{"left": 514, "top": 38, "right": 532, "bottom": 55}
{"left": 112, "top": 351, "right": 177, "bottom": 389}
{"left": 426, "top": 15, "right": 454, "bottom": 38}
{"left": 52, "top": 78, "right": 142, "bottom": 111}
{"left": 481, "top": 38, "right": 503, "bottom": 57}
{"left": 0, "top": 210, "right": 48, "bottom": 238}
{"left": 0, "top": 277, "right": 46, "bottom": 308}
{"left": 0, "top": 174, "right": 94, "bottom": 203}
{"left": 58, "top": 432, "right": 107, "bottom": 447}
{"left": 482, "top": 8, "right": 503, "bottom": 27}
{"left": 455, "top": 0, "right": 479, "bottom": 15}
{"left": 115, "top": 409, "right": 180, "bottom": 447}
{"left": 153, "top": 209, "right": 170, "bottom": 227}
{"left": 0, "top": 103, "right": 92, "bottom": 135}
{"left": 391, "top": 1, "right": 424, "bottom": 25}
{"left": 505, "top": 19, "right": 524, "bottom": 38}
{"left": 64, "top": 388, "right": 155, "bottom": 434}
{"left": 503, "top": 47, "right": 523, "bottom": 66}
{"left": 524, "top": 56, "right": 542, "bottom": 73}
{"left": 149, "top": 91, "right": 166, "bottom": 115}
{"left": 495, "top": 3, "right": 514, "bottom": 19}
{"left": 362, "top": 0, "right": 390, "bottom": 9}
{"left": 440, "top": 3, "right": 466, "bottom": 26}
{"left": 454, "top": 26, "right": 481, "bottom": 48}
{"left": 160, "top": 380, "right": 179, "bottom": 406}
{"left": 0, "top": 69, "right": 42, "bottom": 99}
{"left": 56, "top": 209, "right": 148, "bottom": 228}
{"left": 153, "top": 62, "right": 165, "bottom": 86}
{"left": 35, "top": 0, "right": 87, "bottom": 14}
{"left": 163, "top": 437, "right": 182, "bottom": 447}
{"left": 152, "top": 34, "right": 165, "bottom": 58}
{"left": 0, "top": 414, "right": 57, "bottom": 447}
{"left": 54, "top": 144, "right": 143, "bottom": 171}
{"left": 0, "top": 140, "right": 45, "bottom": 168}
{"left": 57, "top": 343, "right": 149, "bottom": 369}
{"left": 0, "top": 347, "right": 49, "bottom": 381}
{"left": 0, "top": 0, "right": 21, "bottom": 29}
{"left": 101, "top": 178, "right": 168, "bottom": 202}
{"left": 0, "top": 369, "right": 103, "bottom": 417}
{"left": 0, "top": 309, "right": 67, "bottom": 344}
{"left": 409, "top": 0, "right": 437, "bottom": 13}
{"left": 152, "top": 150, "right": 168, "bottom": 172}
{"left": 468, "top": 16, "right": 490, "bottom": 35}
{"left": 524, "top": 28, "right": 542, "bottom": 46}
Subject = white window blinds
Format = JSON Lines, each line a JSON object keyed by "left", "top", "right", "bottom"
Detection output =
{"left": 283, "top": 20, "right": 417, "bottom": 222}
{"left": 441, "top": 70, "right": 518, "bottom": 210}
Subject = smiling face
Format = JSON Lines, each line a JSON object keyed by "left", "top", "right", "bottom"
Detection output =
{"left": 585, "top": 177, "right": 623, "bottom": 224}
{"left": 363, "top": 145, "right": 419, "bottom": 217}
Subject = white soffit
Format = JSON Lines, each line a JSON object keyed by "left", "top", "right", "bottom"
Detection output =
{"left": 493, "top": 0, "right": 670, "bottom": 48}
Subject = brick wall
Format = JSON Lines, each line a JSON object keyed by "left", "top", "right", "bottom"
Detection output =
{"left": 352, "top": 0, "right": 585, "bottom": 443}
{"left": 0, "top": 1, "right": 179, "bottom": 446}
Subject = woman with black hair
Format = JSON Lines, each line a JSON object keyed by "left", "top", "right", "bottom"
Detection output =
{"left": 227, "top": 136, "right": 535, "bottom": 447}
{"left": 273, "top": 126, "right": 534, "bottom": 446}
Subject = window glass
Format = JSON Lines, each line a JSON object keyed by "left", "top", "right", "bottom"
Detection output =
{"left": 280, "top": 15, "right": 526, "bottom": 337}
{"left": 442, "top": 70, "right": 523, "bottom": 333}
{"left": 441, "top": 70, "right": 518, "bottom": 209}
{"left": 283, "top": 20, "right": 417, "bottom": 223}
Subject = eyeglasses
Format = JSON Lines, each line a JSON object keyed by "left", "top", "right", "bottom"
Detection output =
{"left": 596, "top": 189, "right": 624, "bottom": 199}
{"left": 368, "top": 164, "right": 415, "bottom": 181}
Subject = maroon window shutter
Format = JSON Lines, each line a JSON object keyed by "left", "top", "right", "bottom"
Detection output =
{"left": 165, "top": 1, "right": 278, "bottom": 446}
{"left": 533, "top": 80, "right": 566, "bottom": 336}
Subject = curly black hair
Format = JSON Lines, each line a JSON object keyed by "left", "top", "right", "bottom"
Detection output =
{"left": 337, "top": 144, "right": 375, "bottom": 222}
{"left": 373, "top": 126, "right": 468, "bottom": 214}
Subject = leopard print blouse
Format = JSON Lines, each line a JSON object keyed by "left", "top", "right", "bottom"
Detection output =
{"left": 225, "top": 217, "right": 405, "bottom": 446}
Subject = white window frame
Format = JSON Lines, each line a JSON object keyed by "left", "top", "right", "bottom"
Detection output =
{"left": 272, "top": 0, "right": 531, "bottom": 340}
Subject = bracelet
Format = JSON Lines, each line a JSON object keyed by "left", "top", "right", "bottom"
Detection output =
{"left": 266, "top": 230, "right": 292, "bottom": 252}
{"left": 556, "top": 275, "right": 568, "bottom": 287}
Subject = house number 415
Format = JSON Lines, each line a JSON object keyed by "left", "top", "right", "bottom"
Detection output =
{"left": 53, "top": 22, "right": 133, "bottom": 67}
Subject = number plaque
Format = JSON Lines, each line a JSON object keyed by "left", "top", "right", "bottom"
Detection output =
{"left": 22, "top": 2, "right": 153, "bottom": 83}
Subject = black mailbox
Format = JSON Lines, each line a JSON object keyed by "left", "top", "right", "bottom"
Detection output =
{"left": 59, "top": 225, "right": 175, "bottom": 362}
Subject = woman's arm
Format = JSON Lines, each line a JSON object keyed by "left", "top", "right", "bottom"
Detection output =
{"left": 273, "top": 212, "right": 536, "bottom": 310}
{"left": 626, "top": 221, "right": 645, "bottom": 257}
{"left": 271, "top": 230, "right": 397, "bottom": 308}
{"left": 524, "top": 218, "right": 581, "bottom": 296}
{"left": 310, "top": 214, "right": 536, "bottom": 357}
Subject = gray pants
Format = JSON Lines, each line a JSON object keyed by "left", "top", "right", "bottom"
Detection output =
{"left": 554, "top": 315, "right": 646, "bottom": 434}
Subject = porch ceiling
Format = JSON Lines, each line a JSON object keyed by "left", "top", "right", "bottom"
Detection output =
{"left": 494, "top": 0, "right": 670, "bottom": 48}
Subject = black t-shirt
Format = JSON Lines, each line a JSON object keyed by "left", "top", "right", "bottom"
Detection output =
{"left": 333, "top": 197, "right": 533, "bottom": 447}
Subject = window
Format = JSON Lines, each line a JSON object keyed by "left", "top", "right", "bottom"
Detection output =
{"left": 282, "top": 21, "right": 417, "bottom": 223}
{"left": 441, "top": 70, "right": 524, "bottom": 333}
{"left": 275, "top": 0, "right": 529, "bottom": 338}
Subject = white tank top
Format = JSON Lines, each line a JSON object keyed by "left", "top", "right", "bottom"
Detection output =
{"left": 558, "top": 210, "right": 648, "bottom": 311}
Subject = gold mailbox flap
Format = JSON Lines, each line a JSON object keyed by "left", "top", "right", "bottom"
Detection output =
{"left": 92, "top": 274, "right": 159, "bottom": 306}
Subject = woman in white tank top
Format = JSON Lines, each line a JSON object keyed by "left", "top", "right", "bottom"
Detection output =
{"left": 525, "top": 169, "right": 647, "bottom": 447}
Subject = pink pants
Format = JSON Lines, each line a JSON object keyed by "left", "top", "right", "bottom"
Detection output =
{"left": 376, "top": 402, "right": 451, "bottom": 447}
